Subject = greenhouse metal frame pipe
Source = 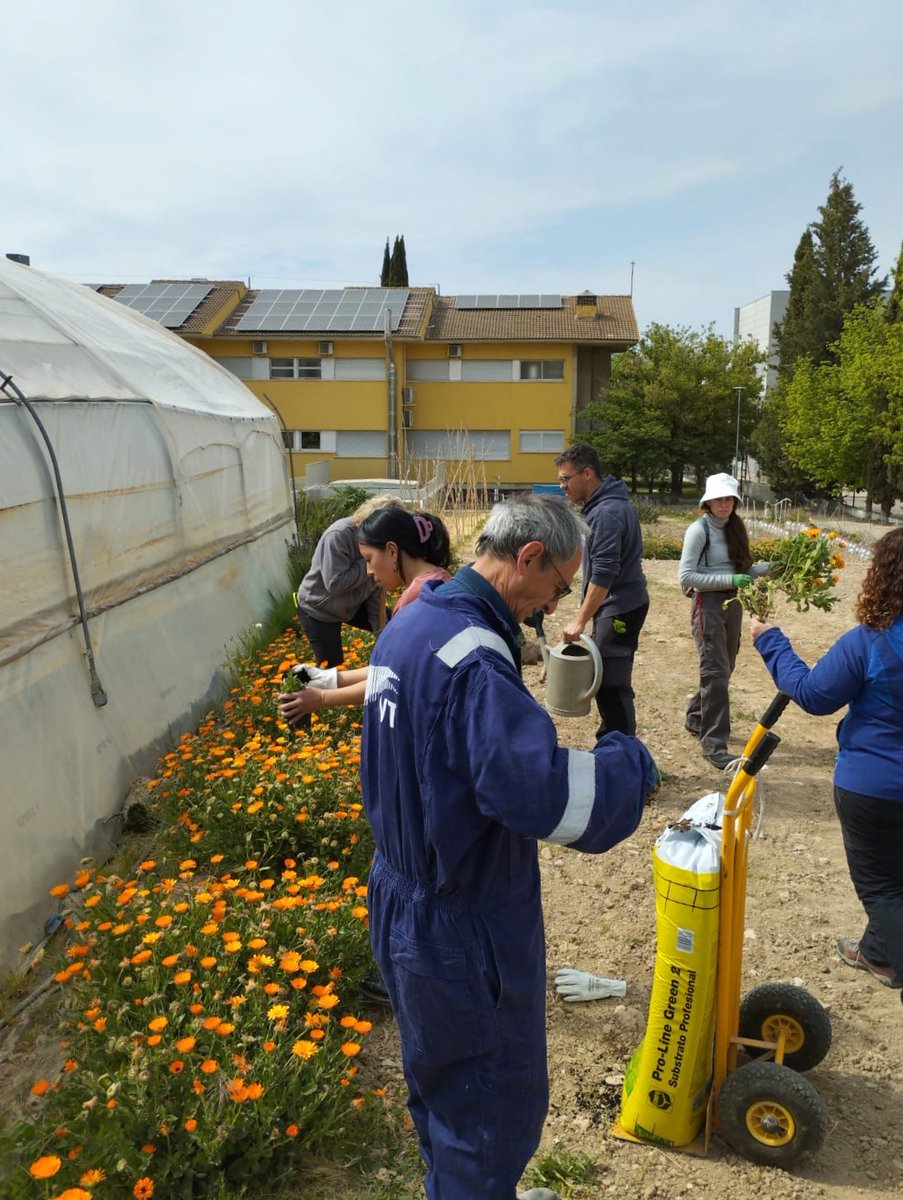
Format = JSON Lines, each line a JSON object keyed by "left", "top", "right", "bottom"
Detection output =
{"left": 0, "top": 368, "right": 108, "bottom": 706}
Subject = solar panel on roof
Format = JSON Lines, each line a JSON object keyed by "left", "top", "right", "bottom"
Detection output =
{"left": 453, "top": 294, "right": 563, "bottom": 310}
{"left": 111, "top": 282, "right": 213, "bottom": 327}
{"left": 235, "top": 288, "right": 411, "bottom": 333}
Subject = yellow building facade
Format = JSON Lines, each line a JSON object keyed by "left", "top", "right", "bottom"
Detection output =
{"left": 99, "top": 281, "right": 638, "bottom": 489}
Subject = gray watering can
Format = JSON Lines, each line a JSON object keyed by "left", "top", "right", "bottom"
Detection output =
{"left": 542, "top": 634, "right": 604, "bottom": 717}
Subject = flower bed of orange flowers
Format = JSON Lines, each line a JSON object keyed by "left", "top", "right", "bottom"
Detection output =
{"left": 731, "top": 526, "right": 847, "bottom": 619}
{"left": 4, "top": 627, "right": 395, "bottom": 1200}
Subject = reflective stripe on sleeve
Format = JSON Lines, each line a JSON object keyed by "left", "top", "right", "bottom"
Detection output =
{"left": 544, "top": 749, "right": 596, "bottom": 845}
{"left": 435, "top": 627, "right": 516, "bottom": 670}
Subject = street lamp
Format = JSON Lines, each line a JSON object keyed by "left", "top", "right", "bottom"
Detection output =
{"left": 733, "top": 386, "right": 745, "bottom": 481}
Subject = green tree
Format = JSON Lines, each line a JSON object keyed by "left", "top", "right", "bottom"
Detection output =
{"left": 380, "top": 238, "right": 391, "bottom": 286}
{"left": 774, "top": 170, "right": 885, "bottom": 376}
{"left": 774, "top": 229, "right": 825, "bottom": 375}
{"left": 582, "top": 324, "right": 763, "bottom": 495}
{"left": 387, "top": 235, "right": 409, "bottom": 287}
{"left": 780, "top": 300, "right": 903, "bottom": 517}
{"left": 886, "top": 240, "right": 903, "bottom": 325}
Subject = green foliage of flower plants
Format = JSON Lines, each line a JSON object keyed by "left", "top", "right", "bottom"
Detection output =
{"left": 731, "top": 525, "right": 848, "bottom": 618}
{"left": 1, "top": 626, "right": 398, "bottom": 1200}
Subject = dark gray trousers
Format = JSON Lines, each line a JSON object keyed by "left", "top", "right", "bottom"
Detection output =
{"left": 686, "top": 590, "right": 741, "bottom": 756}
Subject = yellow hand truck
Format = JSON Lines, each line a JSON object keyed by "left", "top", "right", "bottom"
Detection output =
{"left": 705, "top": 691, "right": 831, "bottom": 1166}
{"left": 616, "top": 693, "right": 832, "bottom": 1167}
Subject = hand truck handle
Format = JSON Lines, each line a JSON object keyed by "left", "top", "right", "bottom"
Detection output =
{"left": 759, "top": 691, "right": 791, "bottom": 730}
{"left": 744, "top": 730, "right": 781, "bottom": 776}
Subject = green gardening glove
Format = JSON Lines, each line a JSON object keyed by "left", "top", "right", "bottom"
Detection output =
{"left": 732, "top": 574, "right": 752, "bottom": 588}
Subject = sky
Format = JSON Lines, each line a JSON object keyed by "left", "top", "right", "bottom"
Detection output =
{"left": 3, "top": 0, "right": 901, "bottom": 338}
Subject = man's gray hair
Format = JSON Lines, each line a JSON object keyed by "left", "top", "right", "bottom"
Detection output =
{"left": 476, "top": 495, "right": 587, "bottom": 563}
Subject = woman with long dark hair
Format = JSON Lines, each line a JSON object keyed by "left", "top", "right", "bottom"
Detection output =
{"left": 751, "top": 527, "right": 903, "bottom": 996}
{"left": 678, "top": 473, "right": 769, "bottom": 770}
{"left": 279, "top": 508, "right": 452, "bottom": 722}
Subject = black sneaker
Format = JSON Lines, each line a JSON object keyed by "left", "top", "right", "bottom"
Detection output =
{"left": 704, "top": 749, "right": 734, "bottom": 770}
{"left": 359, "top": 971, "right": 392, "bottom": 1005}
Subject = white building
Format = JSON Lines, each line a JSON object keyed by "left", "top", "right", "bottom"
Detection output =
{"left": 733, "top": 290, "right": 789, "bottom": 392}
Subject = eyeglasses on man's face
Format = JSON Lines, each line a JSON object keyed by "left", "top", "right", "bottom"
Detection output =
{"left": 557, "top": 471, "right": 581, "bottom": 485}
{"left": 548, "top": 557, "right": 572, "bottom": 601}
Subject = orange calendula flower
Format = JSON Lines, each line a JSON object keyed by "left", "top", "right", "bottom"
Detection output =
{"left": 200, "top": 1059, "right": 219, "bottom": 1074}
{"left": 29, "top": 1154, "right": 62, "bottom": 1178}
{"left": 31, "top": 1079, "right": 50, "bottom": 1096}
{"left": 133, "top": 1178, "right": 155, "bottom": 1199}
{"left": 173, "top": 970, "right": 192, "bottom": 985}
{"left": 147, "top": 1016, "right": 168, "bottom": 1032}
{"left": 80, "top": 1167, "right": 107, "bottom": 1184}
{"left": 341, "top": 1041, "right": 362, "bottom": 1057}
{"left": 175, "top": 1036, "right": 196, "bottom": 1053}
{"left": 285, "top": 1123, "right": 299, "bottom": 1137}
{"left": 55, "top": 1190, "right": 91, "bottom": 1200}
{"left": 292, "top": 1039, "right": 319, "bottom": 1060}
{"left": 169, "top": 1060, "right": 185, "bottom": 1074}
{"left": 267, "top": 1004, "right": 289, "bottom": 1020}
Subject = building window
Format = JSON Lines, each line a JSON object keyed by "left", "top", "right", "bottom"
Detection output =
{"left": 519, "top": 430, "right": 565, "bottom": 453}
{"left": 334, "top": 357, "right": 385, "bottom": 381}
{"left": 269, "top": 358, "right": 322, "bottom": 380}
{"left": 406, "top": 360, "right": 451, "bottom": 382}
{"left": 519, "top": 360, "right": 565, "bottom": 381}
{"left": 460, "top": 360, "right": 515, "bottom": 382}
{"left": 282, "top": 430, "right": 323, "bottom": 451}
{"left": 407, "top": 430, "right": 510, "bottom": 461}
{"left": 335, "top": 430, "right": 387, "bottom": 457}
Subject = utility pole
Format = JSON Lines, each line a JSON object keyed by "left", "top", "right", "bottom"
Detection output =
{"left": 733, "top": 386, "right": 745, "bottom": 481}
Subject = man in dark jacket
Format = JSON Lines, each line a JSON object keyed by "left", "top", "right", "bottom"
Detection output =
{"left": 361, "top": 494, "right": 657, "bottom": 1200}
{"left": 554, "top": 442, "right": 649, "bottom": 737}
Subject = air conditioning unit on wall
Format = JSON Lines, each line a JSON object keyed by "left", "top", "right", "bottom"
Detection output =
{"left": 402, "top": 386, "right": 415, "bottom": 405}
{"left": 317, "top": 340, "right": 334, "bottom": 355}
{"left": 252, "top": 340, "right": 268, "bottom": 354}
{"left": 447, "top": 343, "right": 462, "bottom": 358}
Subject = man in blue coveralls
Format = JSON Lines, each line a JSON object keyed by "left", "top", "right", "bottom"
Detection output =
{"left": 361, "top": 495, "right": 658, "bottom": 1200}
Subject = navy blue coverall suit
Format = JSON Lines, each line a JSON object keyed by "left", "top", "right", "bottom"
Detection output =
{"left": 360, "top": 566, "right": 657, "bottom": 1199}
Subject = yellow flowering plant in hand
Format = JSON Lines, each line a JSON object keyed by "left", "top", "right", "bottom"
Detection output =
{"left": 732, "top": 526, "right": 846, "bottom": 618}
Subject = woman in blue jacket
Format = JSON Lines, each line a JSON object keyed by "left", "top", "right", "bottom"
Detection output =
{"left": 751, "top": 527, "right": 903, "bottom": 997}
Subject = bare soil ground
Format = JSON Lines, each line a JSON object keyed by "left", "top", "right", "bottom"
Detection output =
{"left": 531, "top": 518, "right": 903, "bottom": 1200}
{"left": 3, "top": 514, "right": 901, "bottom": 1200}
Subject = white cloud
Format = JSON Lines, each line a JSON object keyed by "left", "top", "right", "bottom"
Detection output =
{"left": 3, "top": 0, "right": 900, "bottom": 331}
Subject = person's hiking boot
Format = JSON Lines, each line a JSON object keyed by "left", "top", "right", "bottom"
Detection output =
{"left": 358, "top": 971, "right": 393, "bottom": 1005}
{"left": 703, "top": 748, "right": 734, "bottom": 771}
{"left": 517, "top": 1190, "right": 560, "bottom": 1200}
{"left": 836, "top": 937, "right": 903, "bottom": 988}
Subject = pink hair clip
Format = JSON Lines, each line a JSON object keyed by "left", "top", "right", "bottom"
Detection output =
{"left": 413, "top": 514, "right": 433, "bottom": 543}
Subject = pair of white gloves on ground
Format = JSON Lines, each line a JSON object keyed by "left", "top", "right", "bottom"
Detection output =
{"left": 554, "top": 969, "right": 627, "bottom": 1002}
{"left": 291, "top": 663, "right": 338, "bottom": 689}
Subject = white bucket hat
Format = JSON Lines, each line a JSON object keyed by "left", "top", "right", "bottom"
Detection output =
{"left": 700, "top": 472, "right": 740, "bottom": 507}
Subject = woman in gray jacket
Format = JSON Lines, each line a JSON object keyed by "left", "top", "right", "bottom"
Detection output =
{"left": 679, "top": 473, "right": 768, "bottom": 770}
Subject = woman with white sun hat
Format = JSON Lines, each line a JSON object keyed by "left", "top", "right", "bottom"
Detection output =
{"left": 678, "top": 472, "right": 770, "bottom": 770}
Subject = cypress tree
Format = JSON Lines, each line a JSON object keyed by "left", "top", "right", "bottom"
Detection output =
{"left": 774, "top": 229, "right": 825, "bottom": 376}
{"left": 811, "top": 169, "right": 886, "bottom": 355}
{"left": 395, "top": 235, "right": 409, "bottom": 286}
{"left": 774, "top": 170, "right": 885, "bottom": 376}
{"left": 388, "top": 236, "right": 402, "bottom": 286}
{"left": 380, "top": 238, "right": 391, "bottom": 287}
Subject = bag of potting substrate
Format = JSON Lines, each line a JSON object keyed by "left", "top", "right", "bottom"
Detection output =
{"left": 618, "top": 792, "right": 723, "bottom": 1147}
